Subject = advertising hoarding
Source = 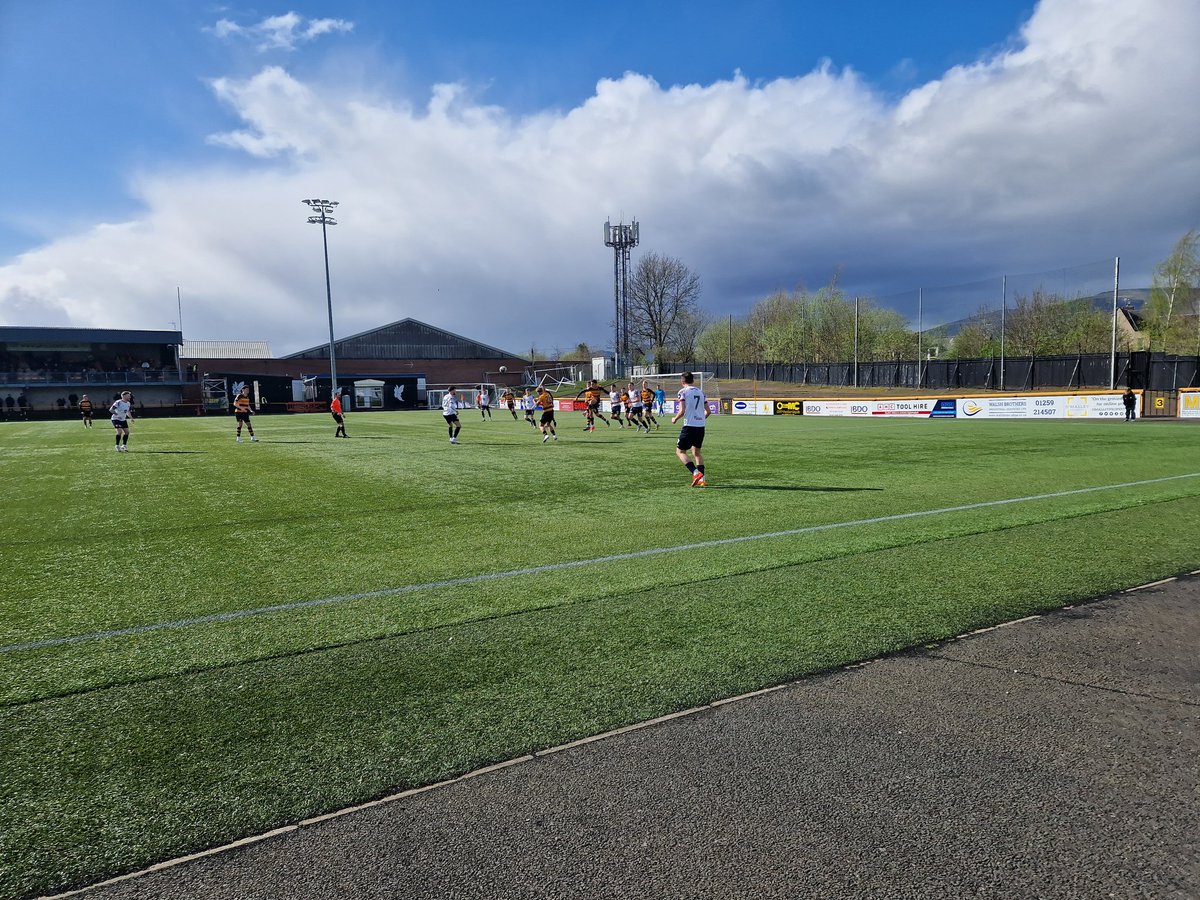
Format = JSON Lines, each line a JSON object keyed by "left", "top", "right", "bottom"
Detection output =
{"left": 955, "top": 393, "right": 1130, "bottom": 419}
{"left": 1179, "top": 389, "right": 1200, "bottom": 419}
{"left": 730, "top": 399, "right": 775, "bottom": 415}
{"left": 802, "top": 398, "right": 939, "bottom": 417}
{"left": 801, "top": 392, "right": 1135, "bottom": 419}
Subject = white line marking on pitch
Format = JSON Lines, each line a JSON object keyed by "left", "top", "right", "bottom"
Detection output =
{"left": 5, "top": 471, "right": 1200, "bottom": 656}
{"left": 35, "top": 581, "right": 1181, "bottom": 900}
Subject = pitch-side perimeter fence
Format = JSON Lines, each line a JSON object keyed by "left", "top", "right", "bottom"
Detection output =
{"left": 679, "top": 353, "right": 1200, "bottom": 393}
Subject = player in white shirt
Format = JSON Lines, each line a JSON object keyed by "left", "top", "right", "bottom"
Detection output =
{"left": 671, "top": 372, "right": 710, "bottom": 486}
{"left": 521, "top": 387, "right": 537, "bottom": 427}
{"left": 441, "top": 387, "right": 462, "bottom": 444}
{"left": 109, "top": 390, "right": 134, "bottom": 452}
{"left": 626, "top": 381, "right": 646, "bottom": 432}
{"left": 478, "top": 387, "right": 492, "bottom": 420}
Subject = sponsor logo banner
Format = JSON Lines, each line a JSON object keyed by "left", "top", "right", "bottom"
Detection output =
{"left": 802, "top": 399, "right": 936, "bottom": 417}
{"left": 730, "top": 399, "right": 774, "bottom": 415}
{"left": 800, "top": 393, "right": 1133, "bottom": 420}
{"left": 957, "top": 393, "right": 1127, "bottom": 419}
{"left": 773, "top": 399, "right": 803, "bottom": 416}
{"left": 1180, "top": 390, "right": 1200, "bottom": 418}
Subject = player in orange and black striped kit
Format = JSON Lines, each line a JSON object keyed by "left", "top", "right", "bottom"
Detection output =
{"left": 536, "top": 385, "right": 558, "bottom": 442}
{"left": 233, "top": 386, "right": 258, "bottom": 442}
{"left": 640, "top": 382, "right": 660, "bottom": 430}
{"left": 574, "top": 379, "right": 610, "bottom": 432}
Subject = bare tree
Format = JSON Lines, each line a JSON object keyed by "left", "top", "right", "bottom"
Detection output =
{"left": 627, "top": 252, "right": 702, "bottom": 364}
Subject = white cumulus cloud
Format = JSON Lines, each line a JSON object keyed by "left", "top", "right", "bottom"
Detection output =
{"left": 2, "top": 0, "right": 1197, "bottom": 356}
{"left": 209, "top": 11, "right": 353, "bottom": 52}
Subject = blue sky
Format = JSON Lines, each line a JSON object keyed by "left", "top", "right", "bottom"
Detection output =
{"left": 0, "top": 0, "right": 1195, "bottom": 355}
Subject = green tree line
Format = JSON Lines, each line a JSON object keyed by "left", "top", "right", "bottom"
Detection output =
{"left": 577, "top": 232, "right": 1199, "bottom": 366}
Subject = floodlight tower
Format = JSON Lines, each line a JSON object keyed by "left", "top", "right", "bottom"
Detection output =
{"left": 303, "top": 198, "right": 340, "bottom": 401}
{"left": 604, "top": 218, "right": 639, "bottom": 377}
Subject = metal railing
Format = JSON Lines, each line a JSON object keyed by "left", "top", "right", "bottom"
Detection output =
{"left": 0, "top": 369, "right": 183, "bottom": 387}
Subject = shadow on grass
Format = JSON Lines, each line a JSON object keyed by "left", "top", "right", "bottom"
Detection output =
{"left": 713, "top": 484, "right": 884, "bottom": 492}
{"left": 140, "top": 450, "right": 206, "bottom": 455}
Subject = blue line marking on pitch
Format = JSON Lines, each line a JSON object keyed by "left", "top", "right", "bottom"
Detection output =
{"left": 4, "top": 472, "right": 1199, "bottom": 656}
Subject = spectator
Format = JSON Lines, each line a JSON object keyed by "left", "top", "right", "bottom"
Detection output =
{"left": 1123, "top": 387, "right": 1137, "bottom": 422}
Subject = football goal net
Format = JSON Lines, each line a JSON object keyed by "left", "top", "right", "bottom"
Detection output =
{"left": 635, "top": 371, "right": 721, "bottom": 410}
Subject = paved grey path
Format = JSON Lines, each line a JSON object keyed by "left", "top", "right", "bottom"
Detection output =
{"left": 76, "top": 579, "right": 1200, "bottom": 900}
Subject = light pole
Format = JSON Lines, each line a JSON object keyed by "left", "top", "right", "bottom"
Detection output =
{"left": 303, "top": 199, "right": 339, "bottom": 402}
{"left": 604, "top": 218, "right": 639, "bottom": 378}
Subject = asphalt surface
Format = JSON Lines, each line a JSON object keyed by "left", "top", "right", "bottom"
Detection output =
{"left": 71, "top": 578, "right": 1200, "bottom": 900}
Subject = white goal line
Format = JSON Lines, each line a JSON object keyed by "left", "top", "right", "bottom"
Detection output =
{"left": 3, "top": 471, "right": 1198, "bottom": 657}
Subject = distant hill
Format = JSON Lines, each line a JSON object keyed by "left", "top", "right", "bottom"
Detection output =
{"left": 932, "top": 289, "right": 1151, "bottom": 338}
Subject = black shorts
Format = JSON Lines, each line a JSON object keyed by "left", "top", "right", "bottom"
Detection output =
{"left": 629, "top": 406, "right": 643, "bottom": 416}
{"left": 677, "top": 425, "right": 705, "bottom": 451}
{"left": 112, "top": 418, "right": 129, "bottom": 429}
{"left": 331, "top": 412, "right": 344, "bottom": 424}
{"left": 611, "top": 404, "right": 622, "bottom": 415}
{"left": 443, "top": 413, "right": 459, "bottom": 424}
{"left": 81, "top": 410, "right": 92, "bottom": 418}
{"left": 540, "top": 410, "right": 555, "bottom": 426}
{"left": 236, "top": 411, "right": 252, "bottom": 423}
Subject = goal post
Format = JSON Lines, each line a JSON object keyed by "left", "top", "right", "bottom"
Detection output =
{"left": 632, "top": 371, "right": 720, "bottom": 414}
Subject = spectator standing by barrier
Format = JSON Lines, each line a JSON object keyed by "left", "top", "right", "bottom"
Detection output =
{"left": 1123, "top": 388, "right": 1137, "bottom": 422}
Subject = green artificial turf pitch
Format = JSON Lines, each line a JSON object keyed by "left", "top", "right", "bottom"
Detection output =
{"left": 1, "top": 410, "right": 1198, "bottom": 897}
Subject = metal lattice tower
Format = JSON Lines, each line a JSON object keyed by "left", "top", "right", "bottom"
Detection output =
{"left": 604, "top": 218, "right": 639, "bottom": 377}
